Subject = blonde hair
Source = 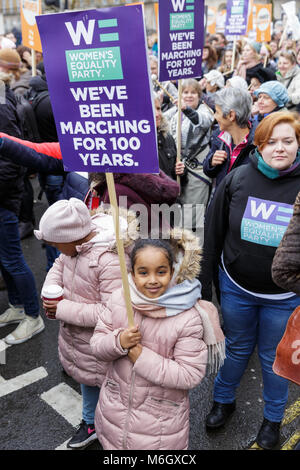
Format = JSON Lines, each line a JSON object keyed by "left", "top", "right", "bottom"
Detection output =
{"left": 182, "top": 78, "right": 202, "bottom": 98}
{"left": 279, "top": 50, "right": 297, "bottom": 65}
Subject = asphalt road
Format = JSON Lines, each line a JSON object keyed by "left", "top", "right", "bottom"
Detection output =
{"left": 0, "top": 178, "right": 299, "bottom": 453}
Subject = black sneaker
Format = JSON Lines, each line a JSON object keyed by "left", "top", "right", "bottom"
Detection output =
{"left": 67, "top": 420, "right": 97, "bottom": 449}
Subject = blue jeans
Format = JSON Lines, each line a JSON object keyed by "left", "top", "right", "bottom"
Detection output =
{"left": 0, "top": 207, "right": 40, "bottom": 318}
{"left": 80, "top": 384, "right": 100, "bottom": 424}
{"left": 45, "top": 244, "right": 60, "bottom": 272}
{"left": 42, "top": 174, "right": 63, "bottom": 271}
{"left": 43, "top": 175, "right": 64, "bottom": 206}
{"left": 214, "top": 268, "right": 300, "bottom": 422}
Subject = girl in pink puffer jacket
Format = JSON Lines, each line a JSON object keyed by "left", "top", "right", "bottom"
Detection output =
{"left": 90, "top": 231, "right": 225, "bottom": 450}
{"left": 34, "top": 198, "right": 137, "bottom": 449}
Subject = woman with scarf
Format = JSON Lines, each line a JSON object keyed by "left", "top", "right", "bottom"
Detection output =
{"left": 90, "top": 232, "right": 224, "bottom": 450}
{"left": 200, "top": 111, "right": 300, "bottom": 449}
{"left": 276, "top": 50, "right": 300, "bottom": 112}
{"left": 203, "top": 87, "right": 256, "bottom": 189}
{"left": 252, "top": 80, "right": 289, "bottom": 122}
{"left": 164, "top": 78, "right": 214, "bottom": 231}
{"left": 234, "top": 41, "right": 274, "bottom": 86}
{"left": 154, "top": 93, "right": 185, "bottom": 181}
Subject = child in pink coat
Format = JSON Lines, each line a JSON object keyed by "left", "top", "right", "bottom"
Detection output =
{"left": 34, "top": 198, "right": 136, "bottom": 449}
{"left": 90, "top": 231, "right": 225, "bottom": 450}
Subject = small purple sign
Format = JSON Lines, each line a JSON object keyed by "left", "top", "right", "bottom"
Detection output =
{"left": 36, "top": 6, "right": 159, "bottom": 173}
{"left": 158, "top": 0, "right": 205, "bottom": 82}
{"left": 225, "top": 0, "right": 249, "bottom": 37}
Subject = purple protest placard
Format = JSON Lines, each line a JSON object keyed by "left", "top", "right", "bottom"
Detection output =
{"left": 36, "top": 5, "right": 159, "bottom": 173}
{"left": 225, "top": 0, "right": 249, "bottom": 37}
{"left": 158, "top": 0, "right": 205, "bottom": 82}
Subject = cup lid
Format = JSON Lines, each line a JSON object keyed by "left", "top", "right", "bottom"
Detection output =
{"left": 41, "top": 284, "right": 64, "bottom": 298}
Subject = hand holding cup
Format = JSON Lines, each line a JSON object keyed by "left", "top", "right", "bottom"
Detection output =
{"left": 41, "top": 284, "right": 64, "bottom": 320}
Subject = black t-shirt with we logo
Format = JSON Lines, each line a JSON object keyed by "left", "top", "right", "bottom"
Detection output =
{"left": 200, "top": 151, "right": 300, "bottom": 298}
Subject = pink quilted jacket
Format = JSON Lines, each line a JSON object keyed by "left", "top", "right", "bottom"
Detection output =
{"left": 90, "top": 289, "right": 208, "bottom": 450}
{"left": 42, "top": 211, "right": 133, "bottom": 387}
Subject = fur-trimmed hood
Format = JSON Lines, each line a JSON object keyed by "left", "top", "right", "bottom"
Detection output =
{"left": 89, "top": 204, "right": 139, "bottom": 252}
{"left": 90, "top": 205, "right": 201, "bottom": 282}
{"left": 157, "top": 111, "right": 170, "bottom": 137}
{"left": 167, "top": 227, "right": 202, "bottom": 284}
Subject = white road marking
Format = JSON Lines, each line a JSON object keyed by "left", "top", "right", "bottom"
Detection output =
{"left": 0, "top": 339, "right": 10, "bottom": 365}
{"left": 41, "top": 382, "right": 82, "bottom": 427}
{"left": 0, "top": 375, "right": 6, "bottom": 384}
{"left": 41, "top": 383, "right": 83, "bottom": 451}
{"left": 0, "top": 367, "right": 48, "bottom": 397}
{"left": 55, "top": 439, "right": 73, "bottom": 450}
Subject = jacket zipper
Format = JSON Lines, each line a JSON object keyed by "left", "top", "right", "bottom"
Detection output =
{"left": 69, "top": 255, "right": 79, "bottom": 354}
{"left": 71, "top": 256, "right": 79, "bottom": 297}
{"left": 122, "top": 370, "right": 135, "bottom": 449}
{"left": 122, "top": 313, "right": 142, "bottom": 449}
{"left": 150, "top": 397, "right": 179, "bottom": 407}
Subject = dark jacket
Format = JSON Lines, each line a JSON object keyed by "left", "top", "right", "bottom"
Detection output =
{"left": 246, "top": 63, "right": 276, "bottom": 85}
{"left": 0, "top": 137, "right": 64, "bottom": 175}
{"left": 200, "top": 150, "right": 300, "bottom": 300}
{"left": 157, "top": 130, "right": 177, "bottom": 180}
{"left": 0, "top": 84, "right": 25, "bottom": 215}
{"left": 61, "top": 172, "right": 89, "bottom": 201}
{"left": 28, "top": 75, "right": 58, "bottom": 142}
{"left": 272, "top": 191, "right": 300, "bottom": 295}
{"left": 245, "top": 63, "right": 276, "bottom": 85}
{"left": 0, "top": 137, "right": 87, "bottom": 201}
{"left": 203, "top": 122, "right": 257, "bottom": 186}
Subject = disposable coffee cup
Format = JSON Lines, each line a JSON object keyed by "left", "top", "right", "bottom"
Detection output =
{"left": 41, "top": 284, "right": 64, "bottom": 320}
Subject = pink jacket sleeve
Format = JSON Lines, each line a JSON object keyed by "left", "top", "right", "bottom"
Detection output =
{"left": 90, "top": 298, "right": 128, "bottom": 360}
{"left": 55, "top": 253, "right": 128, "bottom": 328}
{"left": 133, "top": 314, "right": 207, "bottom": 390}
{"left": 43, "top": 255, "right": 64, "bottom": 288}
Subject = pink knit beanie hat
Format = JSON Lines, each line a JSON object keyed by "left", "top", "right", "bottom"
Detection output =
{"left": 34, "top": 198, "right": 94, "bottom": 243}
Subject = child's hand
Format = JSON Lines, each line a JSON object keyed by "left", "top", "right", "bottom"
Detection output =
{"left": 128, "top": 343, "right": 143, "bottom": 363}
{"left": 120, "top": 325, "right": 141, "bottom": 350}
{"left": 42, "top": 299, "right": 60, "bottom": 314}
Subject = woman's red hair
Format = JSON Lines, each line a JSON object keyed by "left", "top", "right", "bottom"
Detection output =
{"left": 254, "top": 111, "right": 300, "bottom": 151}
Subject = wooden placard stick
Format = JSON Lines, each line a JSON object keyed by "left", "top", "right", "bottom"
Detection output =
{"left": 31, "top": 49, "right": 37, "bottom": 77}
{"left": 230, "top": 36, "right": 237, "bottom": 73}
{"left": 279, "top": 23, "right": 288, "bottom": 49}
{"left": 263, "top": 42, "right": 268, "bottom": 67}
{"left": 151, "top": 74, "right": 176, "bottom": 103}
{"left": 105, "top": 172, "right": 135, "bottom": 328}
{"left": 176, "top": 78, "right": 182, "bottom": 188}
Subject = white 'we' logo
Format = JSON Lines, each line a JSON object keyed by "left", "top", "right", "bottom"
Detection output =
{"left": 171, "top": 0, "right": 186, "bottom": 12}
{"left": 250, "top": 200, "right": 276, "bottom": 220}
